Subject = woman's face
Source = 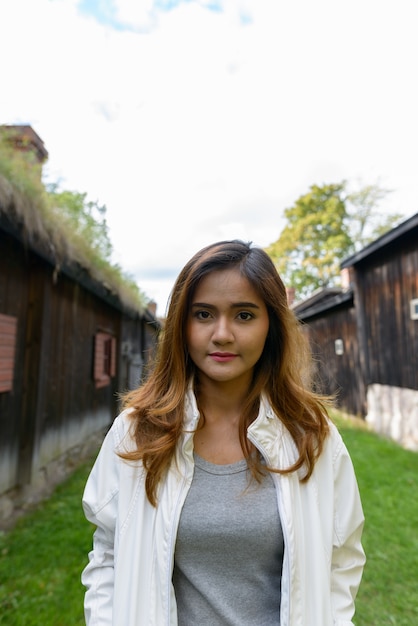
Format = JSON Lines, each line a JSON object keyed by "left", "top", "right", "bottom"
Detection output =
{"left": 186, "top": 268, "right": 270, "bottom": 390}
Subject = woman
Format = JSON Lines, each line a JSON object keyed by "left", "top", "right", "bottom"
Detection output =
{"left": 82, "top": 240, "right": 365, "bottom": 626}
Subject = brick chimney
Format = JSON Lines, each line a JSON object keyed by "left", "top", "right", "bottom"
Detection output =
{"left": 340, "top": 267, "right": 352, "bottom": 290}
{"left": 0, "top": 124, "right": 48, "bottom": 167}
{"left": 147, "top": 300, "right": 157, "bottom": 317}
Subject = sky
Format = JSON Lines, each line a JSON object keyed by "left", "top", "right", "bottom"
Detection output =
{"left": 1, "top": 0, "right": 417, "bottom": 316}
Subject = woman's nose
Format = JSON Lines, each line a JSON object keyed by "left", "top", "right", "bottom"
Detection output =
{"left": 212, "top": 317, "right": 234, "bottom": 343}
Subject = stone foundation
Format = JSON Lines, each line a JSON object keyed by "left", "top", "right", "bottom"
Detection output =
{"left": 0, "top": 427, "right": 106, "bottom": 531}
{"left": 366, "top": 384, "right": 418, "bottom": 451}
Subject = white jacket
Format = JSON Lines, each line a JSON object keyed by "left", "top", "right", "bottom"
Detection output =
{"left": 82, "top": 391, "right": 365, "bottom": 626}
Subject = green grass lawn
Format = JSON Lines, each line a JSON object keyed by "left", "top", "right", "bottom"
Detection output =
{"left": 0, "top": 413, "right": 417, "bottom": 625}
{"left": 333, "top": 414, "right": 418, "bottom": 626}
{"left": 0, "top": 462, "right": 93, "bottom": 626}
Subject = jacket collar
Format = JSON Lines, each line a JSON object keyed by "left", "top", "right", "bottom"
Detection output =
{"left": 184, "top": 385, "right": 200, "bottom": 431}
{"left": 183, "top": 386, "right": 298, "bottom": 466}
{"left": 183, "top": 386, "right": 276, "bottom": 430}
{"left": 248, "top": 395, "right": 300, "bottom": 466}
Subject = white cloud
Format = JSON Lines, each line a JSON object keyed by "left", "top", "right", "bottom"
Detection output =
{"left": 113, "top": 0, "right": 155, "bottom": 30}
{"left": 1, "top": 0, "right": 417, "bottom": 315}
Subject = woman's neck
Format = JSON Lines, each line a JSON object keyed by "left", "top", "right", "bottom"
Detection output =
{"left": 194, "top": 379, "right": 248, "bottom": 423}
{"left": 192, "top": 377, "right": 259, "bottom": 464}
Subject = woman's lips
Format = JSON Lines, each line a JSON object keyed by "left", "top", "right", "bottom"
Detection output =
{"left": 209, "top": 352, "right": 238, "bottom": 362}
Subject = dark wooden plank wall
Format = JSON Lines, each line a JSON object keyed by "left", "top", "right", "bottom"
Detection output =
{"left": 118, "top": 315, "right": 161, "bottom": 400}
{"left": 300, "top": 304, "right": 364, "bottom": 416}
{"left": 356, "top": 240, "right": 418, "bottom": 390}
{"left": 120, "top": 316, "right": 146, "bottom": 395}
{"left": 36, "top": 262, "right": 120, "bottom": 452}
{"left": 1, "top": 230, "right": 120, "bottom": 493}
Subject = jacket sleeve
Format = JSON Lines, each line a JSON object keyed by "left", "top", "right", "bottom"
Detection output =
{"left": 331, "top": 434, "right": 366, "bottom": 626}
{"left": 81, "top": 417, "right": 124, "bottom": 626}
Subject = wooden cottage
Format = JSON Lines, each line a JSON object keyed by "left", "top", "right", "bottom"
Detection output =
{"left": 294, "top": 212, "right": 418, "bottom": 450}
{"left": 0, "top": 126, "right": 160, "bottom": 525}
{"left": 292, "top": 287, "right": 364, "bottom": 417}
{"left": 341, "top": 212, "right": 418, "bottom": 449}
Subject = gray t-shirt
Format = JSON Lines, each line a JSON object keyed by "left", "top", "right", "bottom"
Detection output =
{"left": 172, "top": 453, "right": 284, "bottom": 625}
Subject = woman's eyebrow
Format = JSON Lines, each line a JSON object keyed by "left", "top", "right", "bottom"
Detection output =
{"left": 190, "top": 302, "right": 216, "bottom": 309}
{"left": 190, "top": 301, "right": 260, "bottom": 309}
{"left": 230, "top": 302, "right": 260, "bottom": 309}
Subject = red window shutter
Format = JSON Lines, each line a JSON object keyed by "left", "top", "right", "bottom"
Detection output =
{"left": 0, "top": 314, "right": 18, "bottom": 393}
{"left": 94, "top": 332, "right": 116, "bottom": 387}
{"left": 94, "top": 332, "right": 109, "bottom": 388}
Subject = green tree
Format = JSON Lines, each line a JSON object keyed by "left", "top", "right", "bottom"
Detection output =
{"left": 266, "top": 181, "right": 403, "bottom": 299}
{"left": 346, "top": 183, "right": 400, "bottom": 250}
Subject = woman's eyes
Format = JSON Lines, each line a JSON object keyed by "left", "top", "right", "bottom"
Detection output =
{"left": 193, "top": 310, "right": 254, "bottom": 321}
{"left": 194, "top": 310, "right": 212, "bottom": 320}
{"left": 237, "top": 311, "right": 254, "bottom": 321}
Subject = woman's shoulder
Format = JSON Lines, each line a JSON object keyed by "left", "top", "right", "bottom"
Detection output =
{"left": 326, "top": 419, "right": 347, "bottom": 451}
{"left": 317, "top": 419, "right": 357, "bottom": 476}
{"left": 108, "top": 408, "right": 138, "bottom": 452}
{"left": 82, "top": 409, "right": 139, "bottom": 520}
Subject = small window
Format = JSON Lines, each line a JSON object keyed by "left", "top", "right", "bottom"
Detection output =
{"left": 94, "top": 332, "right": 117, "bottom": 388}
{"left": 410, "top": 298, "right": 418, "bottom": 321}
{"left": 0, "top": 314, "right": 18, "bottom": 393}
{"left": 334, "top": 338, "right": 344, "bottom": 356}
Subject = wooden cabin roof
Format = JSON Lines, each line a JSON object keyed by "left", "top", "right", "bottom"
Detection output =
{"left": 292, "top": 287, "right": 353, "bottom": 321}
{"left": 0, "top": 125, "right": 159, "bottom": 323}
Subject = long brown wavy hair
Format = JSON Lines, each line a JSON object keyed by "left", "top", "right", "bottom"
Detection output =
{"left": 121, "top": 240, "right": 330, "bottom": 505}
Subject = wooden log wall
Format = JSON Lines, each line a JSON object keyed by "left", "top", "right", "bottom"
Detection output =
{"left": 354, "top": 237, "right": 418, "bottom": 391}
{"left": 300, "top": 303, "right": 365, "bottom": 416}
{"left": 0, "top": 225, "right": 158, "bottom": 500}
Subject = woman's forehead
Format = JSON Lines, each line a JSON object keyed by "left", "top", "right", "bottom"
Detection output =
{"left": 191, "top": 268, "right": 263, "bottom": 303}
